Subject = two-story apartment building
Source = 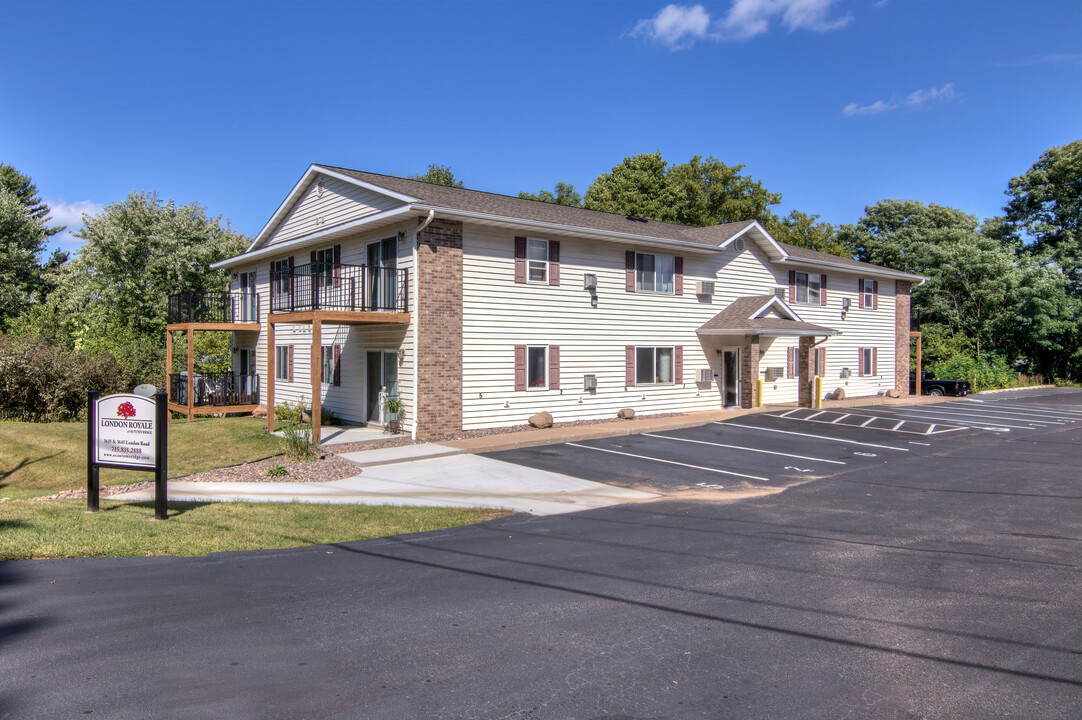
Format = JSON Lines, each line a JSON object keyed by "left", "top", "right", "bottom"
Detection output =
{"left": 176, "top": 164, "right": 922, "bottom": 440}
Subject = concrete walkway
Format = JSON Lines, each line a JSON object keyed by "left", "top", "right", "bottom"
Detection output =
{"left": 110, "top": 455, "right": 657, "bottom": 516}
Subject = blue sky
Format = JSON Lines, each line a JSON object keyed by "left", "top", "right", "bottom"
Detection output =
{"left": 2, "top": 1, "right": 1079, "bottom": 255}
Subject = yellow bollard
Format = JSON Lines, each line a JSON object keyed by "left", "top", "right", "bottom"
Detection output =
{"left": 814, "top": 376, "right": 823, "bottom": 409}
{"left": 756, "top": 378, "right": 763, "bottom": 408}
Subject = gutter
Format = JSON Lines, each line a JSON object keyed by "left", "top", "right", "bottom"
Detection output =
{"left": 407, "top": 210, "right": 435, "bottom": 441}
{"left": 778, "top": 255, "right": 927, "bottom": 284}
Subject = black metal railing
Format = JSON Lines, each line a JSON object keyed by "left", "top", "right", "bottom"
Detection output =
{"left": 169, "top": 372, "right": 260, "bottom": 407}
{"left": 269, "top": 262, "right": 408, "bottom": 313}
{"left": 168, "top": 292, "right": 260, "bottom": 324}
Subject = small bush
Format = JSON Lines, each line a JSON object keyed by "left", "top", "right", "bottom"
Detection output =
{"left": 266, "top": 463, "right": 288, "bottom": 478}
{"left": 929, "top": 354, "right": 1015, "bottom": 392}
{"left": 281, "top": 424, "right": 318, "bottom": 462}
{"left": 275, "top": 401, "right": 305, "bottom": 423}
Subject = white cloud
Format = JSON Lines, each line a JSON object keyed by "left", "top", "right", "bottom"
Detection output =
{"left": 719, "top": 0, "right": 852, "bottom": 40}
{"left": 629, "top": 1, "right": 852, "bottom": 48}
{"left": 843, "top": 82, "right": 957, "bottom": 117}
{"left": 630, "top": 4, "right": 712, "bottom": 50}
{"left": 906, "top": 82, "right": 955, "bottom": 107}
{"left": 45, "top": 198, "right": 104, "bottom": 247}
{"left": 842, "top": 100, "right": 895, "bottom": 117}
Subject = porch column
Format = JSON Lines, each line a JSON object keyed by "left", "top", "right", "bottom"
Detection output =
{"left": 798, "top": 336, "right": 815, "bottom": 408}
{"left": 311, "top": 315, "right": 322, "bottom": 444}
{"left": 164, "top": 330, "right": 172, "bottom": 424}
{"left": 266, "top": 321, "right": 275, "bottom": 433}
{"left": 740, "top": 334, "right": 759, "bottom": 409}
{"left": 895, "top": 280, "right": 913, "bottom": 396}
{"left": 186, "top": 327, "right": 194, "bottom": 422}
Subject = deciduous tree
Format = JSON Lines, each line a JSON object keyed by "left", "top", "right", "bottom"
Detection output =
{"left": 519, "top": 181, "right": 583, "bottom": 207}
{"left": 408, "top": 164, "right": 464, "bottom": 188}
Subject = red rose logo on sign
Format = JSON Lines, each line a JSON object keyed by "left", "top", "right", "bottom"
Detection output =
{"left": 117, "top": 401, "right": 137, "bottom": 420}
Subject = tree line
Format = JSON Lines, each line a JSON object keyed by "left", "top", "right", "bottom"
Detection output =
{"left": 415, "top": 141, "right": 1082, "bottom": 384}
{"left": 1, "top": 144, "right": 1077, "bottom": 419}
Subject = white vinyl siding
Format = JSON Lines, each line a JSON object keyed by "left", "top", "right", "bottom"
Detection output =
{"left": 264, "top": 174, "right": 405, "bottom": 247}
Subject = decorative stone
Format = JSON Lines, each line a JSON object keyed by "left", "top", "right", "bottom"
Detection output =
{"left": 251, "top": 405, "right": 267, "bottom": 418}
{"left": 885, "top": 388, "right": 901, "bottom": 398}
{"left": 301, "top": 411, "right": 312, "bottom": 423}
{"left": 831, "top": 387, "right": 846, "bottom": 401}
{"left": 528, "top": 411, "right": 553, "bottom": 429}
{"left": 617, "top": 408, "right": 636, "bottom": 420}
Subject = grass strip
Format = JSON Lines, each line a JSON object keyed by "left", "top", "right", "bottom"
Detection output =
{"left": 0, "top": 499, "right": 510, "bottom": 560}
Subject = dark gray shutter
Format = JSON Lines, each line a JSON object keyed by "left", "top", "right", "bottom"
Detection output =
{"left": 789, "top": 270, "right": 796, "bottom": 303}
{"left": 625, "top": 251, "right": 636, "bottom": 292}
{"left": 549, "top": 240, "right": 560, "bottom": 286}
{"left": 674, "top": 257, "right": 683, "bottom": 296}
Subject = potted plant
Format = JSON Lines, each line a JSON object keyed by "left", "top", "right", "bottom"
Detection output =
{"left": 384, "top": 397, "right": 404, "bottom": 433}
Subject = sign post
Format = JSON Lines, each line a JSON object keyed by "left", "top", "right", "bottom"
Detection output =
{"left": 87, "top": 391, "right": 169, "bottom": 519}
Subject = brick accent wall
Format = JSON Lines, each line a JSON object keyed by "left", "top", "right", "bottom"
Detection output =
{"left": 895, "top": 280, "right": 912, "bottom": 397}
{"left": 416, "top": 219, "right": 463, "bottom": 438}
{"left": 740, "top": 334, "right": 760, "bottom": 408}
{"left": 798, "top": 336, "right": 814, "bottom": 407}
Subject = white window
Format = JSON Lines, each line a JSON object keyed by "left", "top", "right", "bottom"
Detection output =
{"left": 527, "top": 346, "right": 547, "bottom": 389}
{"left": 275, "top": 346, "right": 289, "bottom": 381}
{"left": 636, "top": 346, "right": 674, "bottom": 384}
{"left": 861, "top": 278, "right": 876, "bottom": 309}
{"left": 321, "top": 346, "right": 334, "bottom": 385}
{"left": 636, "top": 253, "right": 675, "bottom": 293}
{"left": 795, "top": 271, "right": 820, "bottom": 304}
{"left": 861, "top": 347, "right": 875, "bottom": 376}
{"left": 272, "top": 259, "right": 290, "bottom": 296}
{"left": 314, "top": 247, "right": 335, "bottom": 287}
{"left": 527, "top": 239, "right": 548, "bottom": 283}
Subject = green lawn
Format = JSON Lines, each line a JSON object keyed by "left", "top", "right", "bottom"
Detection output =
{"left": 0, "top": 417, "right": 510, "bottom": 559}
{"left": 0, "top": 416, "right": 290, "bottom": 500}
{"left": 0, "top": 499, "right": 507, "bottom": 560}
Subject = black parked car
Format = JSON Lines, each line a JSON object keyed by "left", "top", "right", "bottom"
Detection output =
{"left": 910, "top": 370, "right": 971, "bottom": 397}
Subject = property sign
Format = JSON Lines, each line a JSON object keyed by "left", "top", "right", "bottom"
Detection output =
{"left": 87, "top": 390, "right": 169, "bottom": 519}
{"left": 94, "top": 394, "right": 157, "bottom": 468}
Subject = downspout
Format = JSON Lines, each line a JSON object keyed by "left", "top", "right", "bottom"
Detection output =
{"left": 409, "top": 210, "right": 435, "bottom": 440}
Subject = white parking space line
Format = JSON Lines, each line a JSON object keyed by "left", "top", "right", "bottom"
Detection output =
{"left": 928, "top": 426, "right": 968, "bottom": 435}
{"left": 872, "top": 407, "right": 1039, "bottom": 430}
{"left": 891, "top": 420, "right": 905, "bottom": 431}
{"left": 899, "top": 406, "right": 1055, "bottom": 426}
{"left": 965, "top": 400, "right": 1082, "bottom": 417}
{"left": 764, "top": 411, "right": 961, "bottom": 436}
{"left": 830, "top": 414, "right": 851, "bottom": 424}
{"left": 959, "top": 406, "right": 1078, "bottom": 422}
{"left": 718, "top": 422, "right": 909, "bottom": 451}
{"left": 807, "top": 411, "right": 827, "bottom": 420}
{"left": 778, "top": 409, "right": 801, "bottom": 418}
{"left": 566, "top": 442, "right": 770, "bottom": 482}
{"left": 909, "top": 441, "right": 931, "bottom": 446}
{"left": 916, "top": 405, "right": 1063, "bottom": 424}
{"left": 860, "top": 418, "right": 875, "bottom": 427}
{"left": 642, "top": 433, "right": 847, "bottom": 465}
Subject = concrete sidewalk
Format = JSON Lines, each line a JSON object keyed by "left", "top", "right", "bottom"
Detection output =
{"left": 110, "top": 455, "right": 657, "bottom": 516}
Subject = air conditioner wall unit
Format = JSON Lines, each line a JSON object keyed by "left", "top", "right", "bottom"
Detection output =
{"left": 698, "top": 368, "right": 712, "bottom": 383}
{"left": 583, "top": 274, "right": 597, "bottom": 290}
{"left": 766, "top": 366, "right": 785, "bottom": 380}
{"left": 583, "top": 374, "right": 597, "bottom": 391}
{"left": 840, "top": 368, "right": 852, "bottom": 379}
{"left": 696, "top": 280, "right": 715, "bottom": 296}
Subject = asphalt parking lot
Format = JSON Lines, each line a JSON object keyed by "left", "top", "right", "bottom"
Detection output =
{"left": 485, "top": 390, "right": 1082, "bottom": 499}
{"left": 2, "top": 389, "right": 1080, "bottom": 719}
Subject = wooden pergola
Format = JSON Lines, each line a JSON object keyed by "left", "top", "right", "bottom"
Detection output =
{"left": 265, "top": 310, "right": 410, "bottom": 442}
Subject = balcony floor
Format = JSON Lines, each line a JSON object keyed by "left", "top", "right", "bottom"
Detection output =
{"left": 167, "top": 322, "right": 261, "bottom": 332}
{"left": 268, "top": 310, "right": 410, "bottom": 326}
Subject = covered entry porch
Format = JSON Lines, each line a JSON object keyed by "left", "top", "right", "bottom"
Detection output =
{"left": 697, "top": 295, "right": 837, "bottom": 409}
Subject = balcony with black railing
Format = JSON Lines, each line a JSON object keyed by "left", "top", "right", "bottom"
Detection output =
{"left": 169, "top": 372, "right": 260, "bottom": 408}
{"left": 270, "top": 262, "right": 408, "bottom": 314}
{"left": 168, "top": 291, "right": 260, "bottom": 325}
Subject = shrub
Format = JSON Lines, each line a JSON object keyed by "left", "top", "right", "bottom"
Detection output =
{"left": 266, "top": 463, "right": 288, "bottom": 478}
{"left": 0, "top": 334, "right": 137, "bottom": 421}
{"left": 929, "top": 354, "right": 1015, "bottom": 392}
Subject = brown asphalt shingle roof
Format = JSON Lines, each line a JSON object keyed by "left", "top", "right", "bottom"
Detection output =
{"left": 319, "top": 165, "right": 910, "bottom": 277}
{"left": 698, "top": 294, "right": 838, "bottom": 335}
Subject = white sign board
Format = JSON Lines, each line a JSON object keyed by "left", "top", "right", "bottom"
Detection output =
{"left": 95, "top": 394, "right": 157, "bottom": 468}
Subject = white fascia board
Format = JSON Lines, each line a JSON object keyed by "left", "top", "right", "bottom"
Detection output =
{"left": 311, "top": 166, "right": 421, "bottom": 205}
{"left": 781, "top": 256, "right": 927, "bottom": 284}
{"left": 246, "top": 165, "right": 420, "bottom": 254}
{"left": 409, "top": 204, "right": 724, "bottom": 255}
{"left": 750, "top": 296, "right": 803, "bottom": 323}
{"left": 212, "top": 205, "right": 415, "bottom": 269}
{"left": 697, "top": 327, "right": 838, "bottom": 337}
{"left": 718, "top": 221, "right": 789, "bottom": 260}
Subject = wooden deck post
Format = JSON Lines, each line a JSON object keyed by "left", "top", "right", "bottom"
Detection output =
{"left": 186, "top": 327, "right": 194, "bottom": 422}
{"left": 267, "top": 321, "right": 275, "bottom": 433}
{"left": 164, "top": 330, "right": 173, "bottom": 424}
{"left": 311, "top": 315, "right": 322, "bottom": 445}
